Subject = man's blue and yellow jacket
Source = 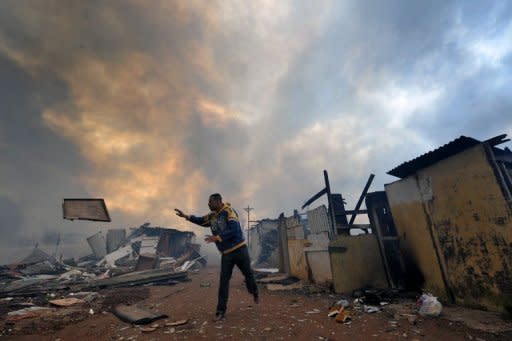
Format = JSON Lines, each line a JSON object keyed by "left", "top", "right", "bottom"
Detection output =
{"left": 188, "top": 203, "right": 246, "bottom": 254}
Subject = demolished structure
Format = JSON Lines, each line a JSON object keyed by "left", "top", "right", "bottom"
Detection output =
{"left": 0, "top": 223, "right": 205, "bottom": 307}
{"left": 385, "top": 134, "right": 512, "bottom": 313}
{"left": 250, "top": 133, "right": 512, "bottom": 314}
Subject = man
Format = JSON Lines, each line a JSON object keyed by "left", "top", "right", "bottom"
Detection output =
{"left": 175, "top": 193, "right": 259, "bottom": 321}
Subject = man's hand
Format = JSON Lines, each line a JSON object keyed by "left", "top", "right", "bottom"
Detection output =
{"left": 175, "top": 209, "right": 189, "bottom": 220}
{"left": 204, "top": 235, "right": 219, "bottom": 243}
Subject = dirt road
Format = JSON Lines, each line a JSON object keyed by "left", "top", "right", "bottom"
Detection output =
{"left": 2, "top": 266, "right": 511, "bottom": 340}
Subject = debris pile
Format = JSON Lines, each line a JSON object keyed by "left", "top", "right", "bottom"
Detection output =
{"left": 0, "top": 223, "right": 206, "bottom": 329}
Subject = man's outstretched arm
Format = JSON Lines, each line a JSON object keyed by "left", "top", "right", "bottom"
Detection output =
{"left": 175, "top": 208, "right": 211, "bottom": 227}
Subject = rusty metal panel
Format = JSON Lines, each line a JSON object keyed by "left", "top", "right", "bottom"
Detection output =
{"left": 385, "top": 177, "right": 449, "bottom": 299}
{"left": 107, "top": 229, "right": 126, "bottom": 253}
{"left": 420, "top": 145, "right": 512, "bottom": 312}
{"left": 307, "top": 205, "right": 330, "bottom": 234}
{"left": 63, "top": 198, "right": 111, "bottom": 222}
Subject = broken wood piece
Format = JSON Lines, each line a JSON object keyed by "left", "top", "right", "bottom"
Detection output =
{"left": 165, "top": 319, "right": 189, "bottom": 327}
{"left": 49, "top": 297, "right": 85, "bottom": 307}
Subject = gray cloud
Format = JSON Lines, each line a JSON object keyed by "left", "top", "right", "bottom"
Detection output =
{"left": 0, "top": 0, "right": 511, "bottom": 262}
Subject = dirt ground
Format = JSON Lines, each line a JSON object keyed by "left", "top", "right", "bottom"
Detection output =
{"left": 2, "top": 266, "right": 512, "bottom": 340}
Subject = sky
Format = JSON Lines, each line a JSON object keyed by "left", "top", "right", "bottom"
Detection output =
{"left": 1, "top": 0, "right": 511, "bottom": 263}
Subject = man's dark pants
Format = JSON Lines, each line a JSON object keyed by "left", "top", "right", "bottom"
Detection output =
{"left": 217, "top": 245, "right": 258, "bottom": 314}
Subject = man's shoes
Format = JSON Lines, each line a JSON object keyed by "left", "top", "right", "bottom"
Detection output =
{"left": 253, "top": 293, "right": 259, "bottom": 304}
{"left": 213, "top": 312, "right": 225, "bottom": 322}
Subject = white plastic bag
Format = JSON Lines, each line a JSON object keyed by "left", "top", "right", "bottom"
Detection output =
{"left": 417, "top": 293, "right": 442, "bottom": 317}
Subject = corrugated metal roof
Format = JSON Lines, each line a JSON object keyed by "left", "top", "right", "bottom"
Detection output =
{"left": 387, "top": 134, "right": 509, "bottom": 179}
{"left": 307, "top": 205, "right": 330, "bottom": 234}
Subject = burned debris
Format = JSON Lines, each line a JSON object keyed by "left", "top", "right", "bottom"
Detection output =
{"left": 2, "top": 134, "right": 512, "bottom": 339}
{"left": 0, "top": 222, "right": 206, "bottom": 330}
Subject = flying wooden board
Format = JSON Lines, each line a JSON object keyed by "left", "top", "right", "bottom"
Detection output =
{"left": 62, "top": 198, "right": 111, "bottom": 222}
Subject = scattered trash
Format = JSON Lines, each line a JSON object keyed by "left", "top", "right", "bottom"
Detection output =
{"left": 336, "top": 299, "right": 350, "bottom": 308}
{"left": 335, "top": 308, "right": 351, "bottom": 323}
{"left": 402, "top": 313, "right": 418, "bottom": 325}
{"left": 200, "top": 281, "right": 212, "bottom": 288}
{"left": 417, "top": 293, "right": 442, "bottom": 317}
{"left": 305, "top": 308, "right": 321, "bottom": 314}
{"left": 363, "top": 305, "right": 381, "bottom": 313}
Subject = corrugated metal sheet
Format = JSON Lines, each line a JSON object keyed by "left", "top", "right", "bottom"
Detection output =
{"left": 388, "top": 136, "right": 481, "bottom": 178}
{"left": 107, "top": 229, "right": 126, "bottom": 253}
{"left": 307, "top": 205, "right": 330, "bottom": 234}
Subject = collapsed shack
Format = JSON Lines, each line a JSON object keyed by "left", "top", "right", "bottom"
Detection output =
{"left": 255, "top": 133, "right": 512, "bottom": 317}
{"left": 0, "top": 223, "right": 206, "bottom": 328}
{"left": 385, "top": 134, "right": 512, "bottom": 314}
{"left": 250, "top": 171, "right": 394, "bottom": 295}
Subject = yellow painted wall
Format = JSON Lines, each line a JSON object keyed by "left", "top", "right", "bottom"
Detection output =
{"left": 287, "top": 239, "right": 309, "bottom": 280}
{"left": 385, "top": 177, "right": 449, "bottom": 301}
{"left": 387, "top": 144, "right": 512, "bottom": 313}
{"left": 329, "top": 234, "right": 388, "bottom": 293}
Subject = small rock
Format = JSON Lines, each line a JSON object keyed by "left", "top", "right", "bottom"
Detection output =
{"left": 264, "top": 327, "right": 272, "bottom": 332}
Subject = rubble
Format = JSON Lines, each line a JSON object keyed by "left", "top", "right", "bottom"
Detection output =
{"left": 0, "top": 222, "right": 206, "bottom": 327}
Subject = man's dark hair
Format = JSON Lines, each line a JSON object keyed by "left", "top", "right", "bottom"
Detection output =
{"left": 210, "top": 193, "right": 222, "bottom": 202}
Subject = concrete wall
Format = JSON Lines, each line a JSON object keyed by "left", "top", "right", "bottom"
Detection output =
{"left": 386, "top": 144, "right": 512, "bottom": 313}
{"left": 329, "top": 234, "right": 388, "bottom": 293}
{"left": 306, "top": 250, "right": 332, "bottom": 284}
